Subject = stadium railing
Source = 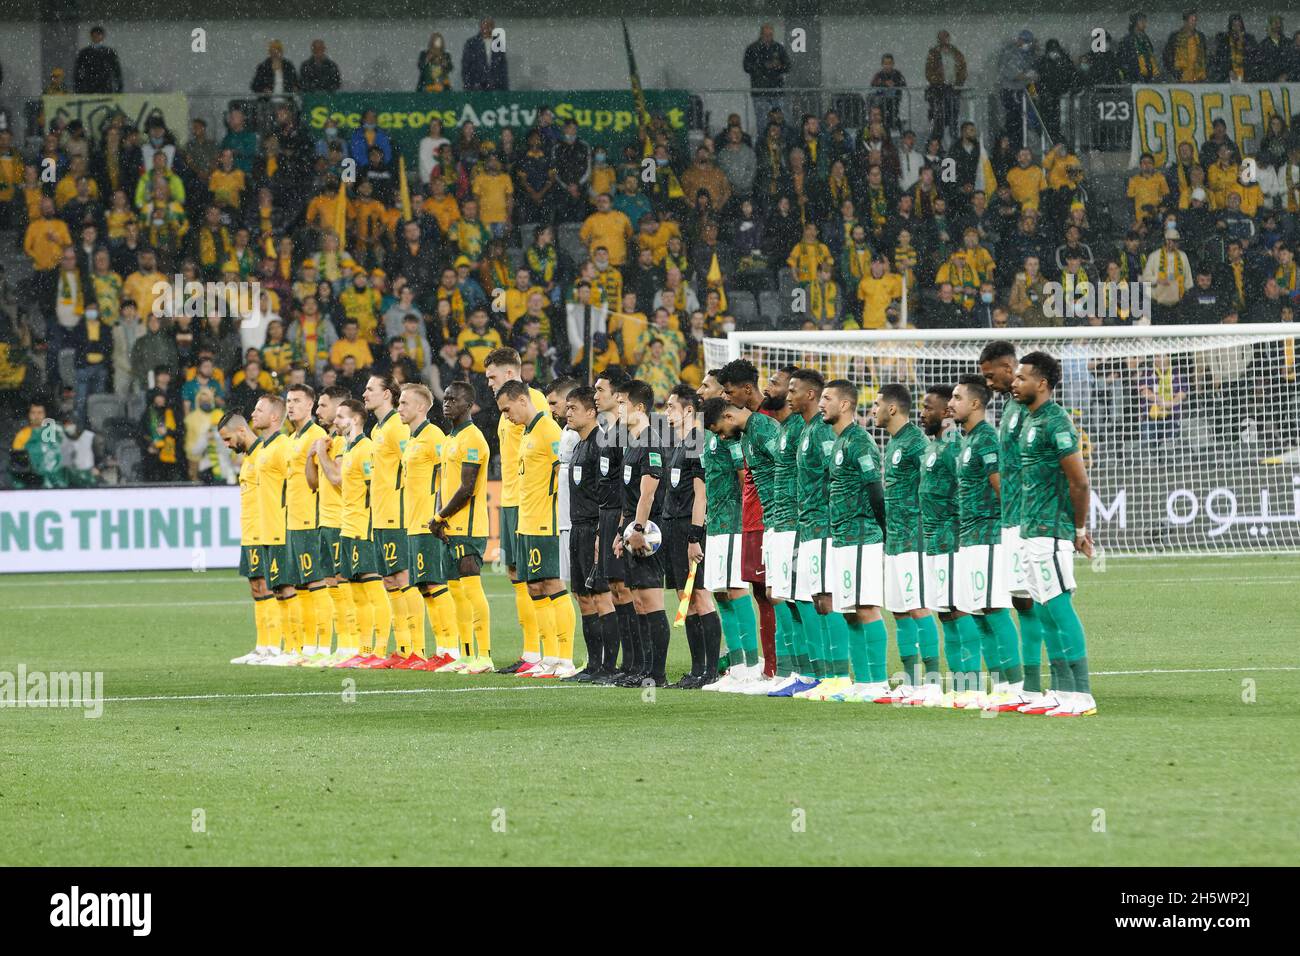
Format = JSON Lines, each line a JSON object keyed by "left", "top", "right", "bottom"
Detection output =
{"left": 706, "top": 323, "right": 1300, "bottom": 557}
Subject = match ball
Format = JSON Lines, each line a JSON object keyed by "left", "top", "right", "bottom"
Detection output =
{"left": 625, "top": 520, "right": 663, "bottom": 556}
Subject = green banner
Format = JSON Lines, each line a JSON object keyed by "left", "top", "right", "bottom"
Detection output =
{"left": 302, "top": 89, "right": 690, "bottom": 165}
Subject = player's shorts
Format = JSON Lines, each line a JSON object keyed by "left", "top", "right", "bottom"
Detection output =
{"left": 518, "top": 532, "right": 562, "bottom": 583}
{"left": 1023, "top": 536, "right": 1077, "bottom": 604}
{"left": 500, "top": 505, "right": 519, "bottom": 568}
{"left": 923, "top": 551, "right": 957, "bottom": 612}
{"left": 341, "top": 535, "right": 379, "bottom": 579}
{"left": 884, "top": 551, "right": 927, "bottom": 613}
{"left": 445, "top": 535, "right": 488, "bottom": 580}
{"left": 569, "top": 521, "right": 608, "bottom": 596}
{"left": 239, "top": 544, "right": 266, "bottom": 579}
{"left": 262, "top": 542, "right": 291, "bottom": 590}
{"left": 955, "top": 542, "right": 1012, "bottom": 613}
{"left": 831, "top": 540, "right": 885, "bottom": 613}
{"left": 598, "top": 509, "right": 626, "bottom": 582}
{"left": 703, "top": 532, "right": 744, "bottom": 591}
{"left": 663, "top": 517, "right": 705, "bottom": 592}
{"left": 1001, "top": 525, "right": 1032, "bottom": 599}
{"left": 372, "top": 527, "right": 408, "bottom": 575}
{"left": 794, "top": 536, "right": 831, "bottom": 602}
{"left": 624, "top": 547, "right": 665, "bottom": 590}
{"left": 409, "top": 533, "right": 448, "bottom": 586}
{"left": 765, "top": 529, "right": 797, "bottom": 600}
{"left": 741, "top": 529, "right": 766, "bottom": 585}
{"left": 559, "top": 528, "right": 571, "bottom": 583}
{"left": 288, "top": 528, "right": 324, "bottom": 586}
{"left": 319, "top": 526, "right": 342, "bottom": 578}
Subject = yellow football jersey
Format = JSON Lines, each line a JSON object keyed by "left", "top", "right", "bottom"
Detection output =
{"left": 369, "top": 409, "right": 410, "bottom": 530}
{"left": 403, "top": 420, "right": 446, "bottom": 535}
{"left": 517, "top": 411, "right": 562, "bottom": 535}
{"left": 237, "top": 437, "right": 263, "bottom": 545}
{"left": 496, "top": 385, "right": 549, "bottom": 507}
{"left": 254, "top": 432, "right": 289, "bottom": 546}
{"left": 286, "top": 421, "right": 328, "bottom": 531}
{"left": 317, "top": 434, "right": 346, "bottom": 529}
{"left": 440, "top": 421, "right": 490, "bottom": 536}
{"left": 340, "top": 434, "right": 375, "bottom": 540}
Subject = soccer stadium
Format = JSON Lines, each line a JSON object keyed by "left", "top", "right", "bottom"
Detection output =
{"left": 0, "top": 0, "right": 1296, "bottom": 887}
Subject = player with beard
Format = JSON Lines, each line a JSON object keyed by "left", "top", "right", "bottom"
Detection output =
{"left": 220, "top": 411, "right": 278, "bottom": 663}
{"left": 916, "top": 385, "right": 964, "bottom": 706}
{"left": 593, "top": 367, "right": 639, "bottom": 680}
{"left": 715, "top": 358, "right": 780, "bottom": 680}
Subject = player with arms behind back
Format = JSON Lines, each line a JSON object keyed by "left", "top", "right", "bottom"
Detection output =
{"left": 219, "top": 411, "right": 278, "bottom": 663}
{"left": 1011, "top": 351, "right": 1097, "bottom": 717}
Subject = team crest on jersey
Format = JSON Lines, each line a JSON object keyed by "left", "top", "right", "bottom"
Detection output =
{"left": 891, "top": 449, "right": 902, "bottom": 464}
{"left": 835, "top": 449, "right": 844, "bottom": 465}
{"left": 599, "top": 456, "right": 610, "bottom": 475}
{"left": 1008, "top": 412, "right": 1020, "bottom": 430}
{"left": 801, "top": 436, "right": 809, "bottom": 451}
{"left": 1026, "top": 427, "right": 1037, "bottom": 444}
{"left": 779, "top": 436, "right": 787, "bottom": 450}
{"left": 962, "top": 446, "right": 972, "bottom": 463}
{"left": 573, "top": 465, "right": 582, "bottom": 484}
{"left": 926, "top": 452, "right": 937, "bottom": 467}
{"left": 399, "top": 440, "right": 407, "bottom": 451}
{"left": 670, "top": 467, "right": 681, "bottom": 487}
{"left": 623, "top": 465, "right": 633, "bottom": 484}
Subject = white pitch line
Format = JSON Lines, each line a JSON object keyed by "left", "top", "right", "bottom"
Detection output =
{"left": 1092, "top": 666, "right": 1300, "bottom": 676}
{"left": 66, "top": 684, "right": 607, "bottom": 706}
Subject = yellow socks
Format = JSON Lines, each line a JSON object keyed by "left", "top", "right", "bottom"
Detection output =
{"left": 367, "top": 579, "right": 392, "bottom": 656}
{"left": 259, "top": 594, "right": 282, "bottom": 649}
{"left": 463, "top": 575, "right": 491, "bottom": 658}
{"left": 448, "top": 579, "right": 475, "bottom": 657}
{"left": 276, "top": 595, "right": 292, "bottom": 651}
{"left": 351, "top": 582, "right": 374, "bottom": 654}
{"left": 313, "top": 586, "right": 334, "bottom": 653}
{"left": 551, "top": 590, "right": 576, "bottom": 661}
{"left": 405, "top": 586, "right": 427, "bottom": 657}
{"left": 533, "top": 593, "right": 558, "bottom": 659}
{"left": 387, "top": 587, "right": 411, "bottom": 655}
{"left": 514, "top": 581, "right": 539, "bottom": 658}
{"left": 425, "top": 587, "right": 457, "bottom": 654}
{"left": 299, "top": 587, "right": 319, "bottom": 652}
{"left": 334, "top": 582, "right": 359, "bottom": 647}
{"left": 284, "top": 593, "right": 304, "bottom": 653}
{"left": 252, "top": 596, "right": 269, "bottom": 648}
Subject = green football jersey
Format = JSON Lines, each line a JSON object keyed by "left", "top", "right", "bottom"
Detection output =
{"left": 768, "top": 412, "right": 806, "bottom": 532}
{"left": 740, "top": 408, "right": 781, "bottom": 512}
{"left": 1018, "top": 400, "right": 1081, "bottom": 540}
{"left": 883, "top": 420, "right": 927, "bottom": 555}
{"left": 795, "top": 415, "right": 836, "bottom": 541}
{"left": 920, "top": 431, "right": 961, "bottom": 555}
{"left": 956, "top": 419, "right": 1001, "bottom": 547}
{"left": 997, "top": 396, "right": 1028, "bottom": 528}
{"left": 702, "top": 431, "right": 742, "bottom": 535}
{"left": 828, "top": 422, "right": 885, "bottom": 547}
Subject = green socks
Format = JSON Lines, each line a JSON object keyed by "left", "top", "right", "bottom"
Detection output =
{"left": 798, "top": 601, "right": 827, "bottom": 678}
{"left": 730, "top": 595, "right": 760, "bottom": 666}
{"left": 1047, "top": 592, "right": 1090, "bottom": 695}
{"left": 953, "top": 615, "right": 983, "bottom": 692}
{"left": 715, "top": 596, "right": 739, "bottom": 661}
{"left": 1016, "top": 604, "right": 1045, "bottom": 693}
{"left": 974, "top": 614, "right": 1000, "bottom": 683}
{"left": 915, "top": 615, "right": 942, "bottom": 684}
{"left": 940, "top": 617, "right": 960, "bottom": 686}
{"left": 773, "top": 601, "right": 797, "bottom": 677}
{"left": 894, "top": 615, "right": 919, "bottom": 686}
{"left": 985, "top": 609, "right": 1024, "bottom": 684}
{"left": 824, "top": 613, "right": 852, "bottom": 678}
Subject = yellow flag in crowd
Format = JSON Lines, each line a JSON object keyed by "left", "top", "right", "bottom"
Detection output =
{"left": 333, "top": 178, "right": 348, "bottom": 244}
{"left": 399, "top": 155, "right": 413, "bottom": 222}
{"left": 707, "top": 252, "right": 727, "bottom": 310}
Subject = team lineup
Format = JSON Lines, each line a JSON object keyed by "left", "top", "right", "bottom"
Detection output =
{"left": 218, "top": 342, "right": 1098, "bottom": 717}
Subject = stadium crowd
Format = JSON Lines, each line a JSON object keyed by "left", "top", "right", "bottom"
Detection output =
{"left": 2, "top": 12, "right": 1299, "bottom": 489}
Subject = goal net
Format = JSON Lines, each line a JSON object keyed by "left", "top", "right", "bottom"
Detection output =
{"left": 704, "top": 325, "right": 1300, "bottom": 557}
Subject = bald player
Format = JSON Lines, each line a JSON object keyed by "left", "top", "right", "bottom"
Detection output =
{"left": 220, "top": 411, "right": 280, "bottom": 663}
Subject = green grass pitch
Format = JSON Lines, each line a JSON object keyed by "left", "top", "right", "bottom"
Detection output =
{"left": 2, "top": 556, "right": 1297, "bottom": 866}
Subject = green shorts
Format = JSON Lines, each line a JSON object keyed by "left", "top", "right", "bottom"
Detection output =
{"left": 518, "top": 533, "right": 562, "bottom": 583}
{"left": 319, "top": 527, "right": 342, "bottom": 578}
{"left": 500, "top": 505, "right": 519, "bottom": 568}
{"left": 263, "top": 542, "right": 292, "bottom": 590}
{"left": 445, "top": 535, "right": 488, "bottom": 580}
{"left": 373, "top": 527, "right": 409, "bottom": 575}
{"left": 239, "top": 544, "right": 266, "bottom": 579}
{"left": 341, "top": 535, "right": 380, "bottom": 579}
{"left": 288, "top": 528, "right": 325, "bottom": 586}
{"left": 409, "top": 533, "right": 448, "bottom": 585}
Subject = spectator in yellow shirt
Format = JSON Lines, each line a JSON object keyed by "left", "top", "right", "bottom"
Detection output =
{"left": 208, "top": 148, "right": 247, "bottom": 213}
{"left": 856, "top": 256, "right": 903, "bottom": 330}
{"left": 1127, "top": 152, "right": 1170, "bottom": 222}
{"left": 456, "top": 307, "right": 504, "bottom": 373}
{"left": 472, "top": 153, "right": 514, "bottom": 238}
{"left": 1006, "top": 148, "right": 1048, "bottom": 212}
{"left": 329, "top": 318, "right": 375, "bottom": 370}
{"left": 1206, "top": 144, "right": 1239, "bottom": 210}
{"left": 422, "top": 177, "right": 461, "bottom": 235}
{"left": 635, "top": 212, "right": 680, "bottom": 265}
{"left": 786, "top": 222, "right": 833, "bottom": 283}
{"left": 579, "top": 193, "right": 633, "bottom": 265}
{"left": 505, "top": 268, "right": 543, "bottom": 323}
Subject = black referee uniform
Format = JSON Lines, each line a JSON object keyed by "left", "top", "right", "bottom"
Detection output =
{"left": 662, "top": 425, "right": 705, "bottom": 592}
{"left": 619, "top": 419, "right": 669, "bottom": 685}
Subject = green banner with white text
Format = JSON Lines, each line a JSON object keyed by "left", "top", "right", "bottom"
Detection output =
{"left": 302, "top": 89, "right": 690, "bottom": 173}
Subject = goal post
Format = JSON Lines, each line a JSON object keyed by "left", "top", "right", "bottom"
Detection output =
{"left": 704, "top": 324, "right": 1300, "bottom": 557}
